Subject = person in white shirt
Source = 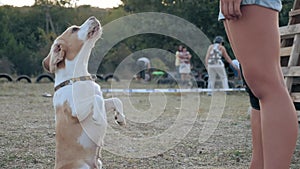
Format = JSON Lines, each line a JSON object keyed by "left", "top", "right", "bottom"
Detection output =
{"left": 205, "top": 36, "right": 238, "bottom": 94}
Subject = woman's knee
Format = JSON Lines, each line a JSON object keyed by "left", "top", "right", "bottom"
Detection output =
{"left": 242, "top": 69, "right": 284, "bottom": 99}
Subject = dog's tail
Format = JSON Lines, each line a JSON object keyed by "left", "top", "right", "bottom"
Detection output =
{"left": 104, "top": 98, "right": 126, "bottom": 126}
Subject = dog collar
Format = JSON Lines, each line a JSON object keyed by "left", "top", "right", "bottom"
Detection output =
{"left": 54, "top": 75, "right": 97, "bottom": 92}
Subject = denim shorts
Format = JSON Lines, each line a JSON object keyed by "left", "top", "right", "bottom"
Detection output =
{"left": 218, "top": 0, "right": 282, "bottom": 20}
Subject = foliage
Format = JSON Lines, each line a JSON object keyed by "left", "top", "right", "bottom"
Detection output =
{"left": 0, "top": 0, "right": 294, "bottom": 75}
{"left": 119, "top": 0, "right": 293, "bottom": 71}
{"left": 0, "top": 5, "right": 109, "bottom": 75}
{"left": 280, "top": 0, "right": 294, "bottom": 26}
{"left": 34, "top": 0, "right": 79, "bottom": 7}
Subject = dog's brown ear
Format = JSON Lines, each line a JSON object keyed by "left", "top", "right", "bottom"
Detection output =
{"left": 42, "top": 54, "right": 51, "bottom": 73}
{"left": 43, "top": 41, "right": 67, "bottom": 73}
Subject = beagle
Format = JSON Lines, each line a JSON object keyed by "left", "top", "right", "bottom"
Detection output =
{"left": 42, "top": 16, "right": 125, "bottom": 169}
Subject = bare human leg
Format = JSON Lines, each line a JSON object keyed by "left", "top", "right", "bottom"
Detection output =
{"left": 224, "top": 5, "right": 298, "bottom": 169}
{"left": 250, "top": 108, "right": 263, "bottom": 169}
{"left": 223, "top": 10, "right": 263, "bottom": 169}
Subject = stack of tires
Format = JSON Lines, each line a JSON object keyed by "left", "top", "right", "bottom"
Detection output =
{"left": 0, "top": 73, "right": 119, "bottom": 83}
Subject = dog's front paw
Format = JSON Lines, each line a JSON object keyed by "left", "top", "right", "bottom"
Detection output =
{"left": 92, "top": 109, "right": 105, "bottom": 125}
{"left": 92, "top": 113, "right": 103, "bottom": 125}
{"left": 114, "top": 111, "right": 126, "bottom": 126}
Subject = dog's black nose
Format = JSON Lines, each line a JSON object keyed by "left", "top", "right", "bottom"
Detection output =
{"left": 89, "top": 16, "right": 96, "bottom": 21}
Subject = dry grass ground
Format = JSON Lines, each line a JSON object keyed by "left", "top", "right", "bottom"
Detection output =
{"left": 0, "top": 82, "right": 299, "bottom": 169}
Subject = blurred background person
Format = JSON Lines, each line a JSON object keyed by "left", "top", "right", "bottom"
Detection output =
{"left": 179, "top": 47, "right": 192, "bottom": 87}
{"left": 175, "top": 45, "right": 183, "bottom": 79}
{"left": 136, "top": 57, "right": 151, "bottom": 82}
{"left": 205, "top": 36, "right": 238, "bottom": 95}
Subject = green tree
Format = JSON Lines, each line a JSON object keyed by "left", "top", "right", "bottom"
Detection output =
{"left": 0, "top": 4, "right": 110, "bottom": 75}
{"left": 280, "top": 0, "right": 294, "bottom": 26}
{"left": 117, "top": 0, "right": 294, "bottom": 71}
{"left": 0, "top": 1, "right": 295, "bottom": 76}
{"left": 34, "top": 0, "right": 79, "bottom": 7}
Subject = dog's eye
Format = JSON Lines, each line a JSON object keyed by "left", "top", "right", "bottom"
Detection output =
{"left": 71, "top": 27, "right": 79, "bottom": 33}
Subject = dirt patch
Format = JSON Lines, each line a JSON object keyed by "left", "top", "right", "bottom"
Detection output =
{"left": 0, "top": 83, "right": 299, "bottom": 169}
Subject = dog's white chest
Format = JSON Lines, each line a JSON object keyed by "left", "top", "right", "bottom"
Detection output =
{"left": 53, "top": 81, "right": 107, "bottom": 146}
{"left": 53, "top": 81, "right": 103, "bottom": 116}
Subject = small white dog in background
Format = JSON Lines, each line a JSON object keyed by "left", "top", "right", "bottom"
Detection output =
{"left": 43, "top": 16, "right": 125, "bottom": 169}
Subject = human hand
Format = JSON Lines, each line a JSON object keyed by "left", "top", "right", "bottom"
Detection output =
{"left": 220, "top": 0, "right": 242, "bottom": 20}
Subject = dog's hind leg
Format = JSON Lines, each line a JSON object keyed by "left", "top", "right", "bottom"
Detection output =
{"left": 104, "top": 98, "right": 126, "bottom": 126}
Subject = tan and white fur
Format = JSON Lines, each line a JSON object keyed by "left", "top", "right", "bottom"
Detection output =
{"left": 42, "top": 16, "right": 125, "bottom": 169}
